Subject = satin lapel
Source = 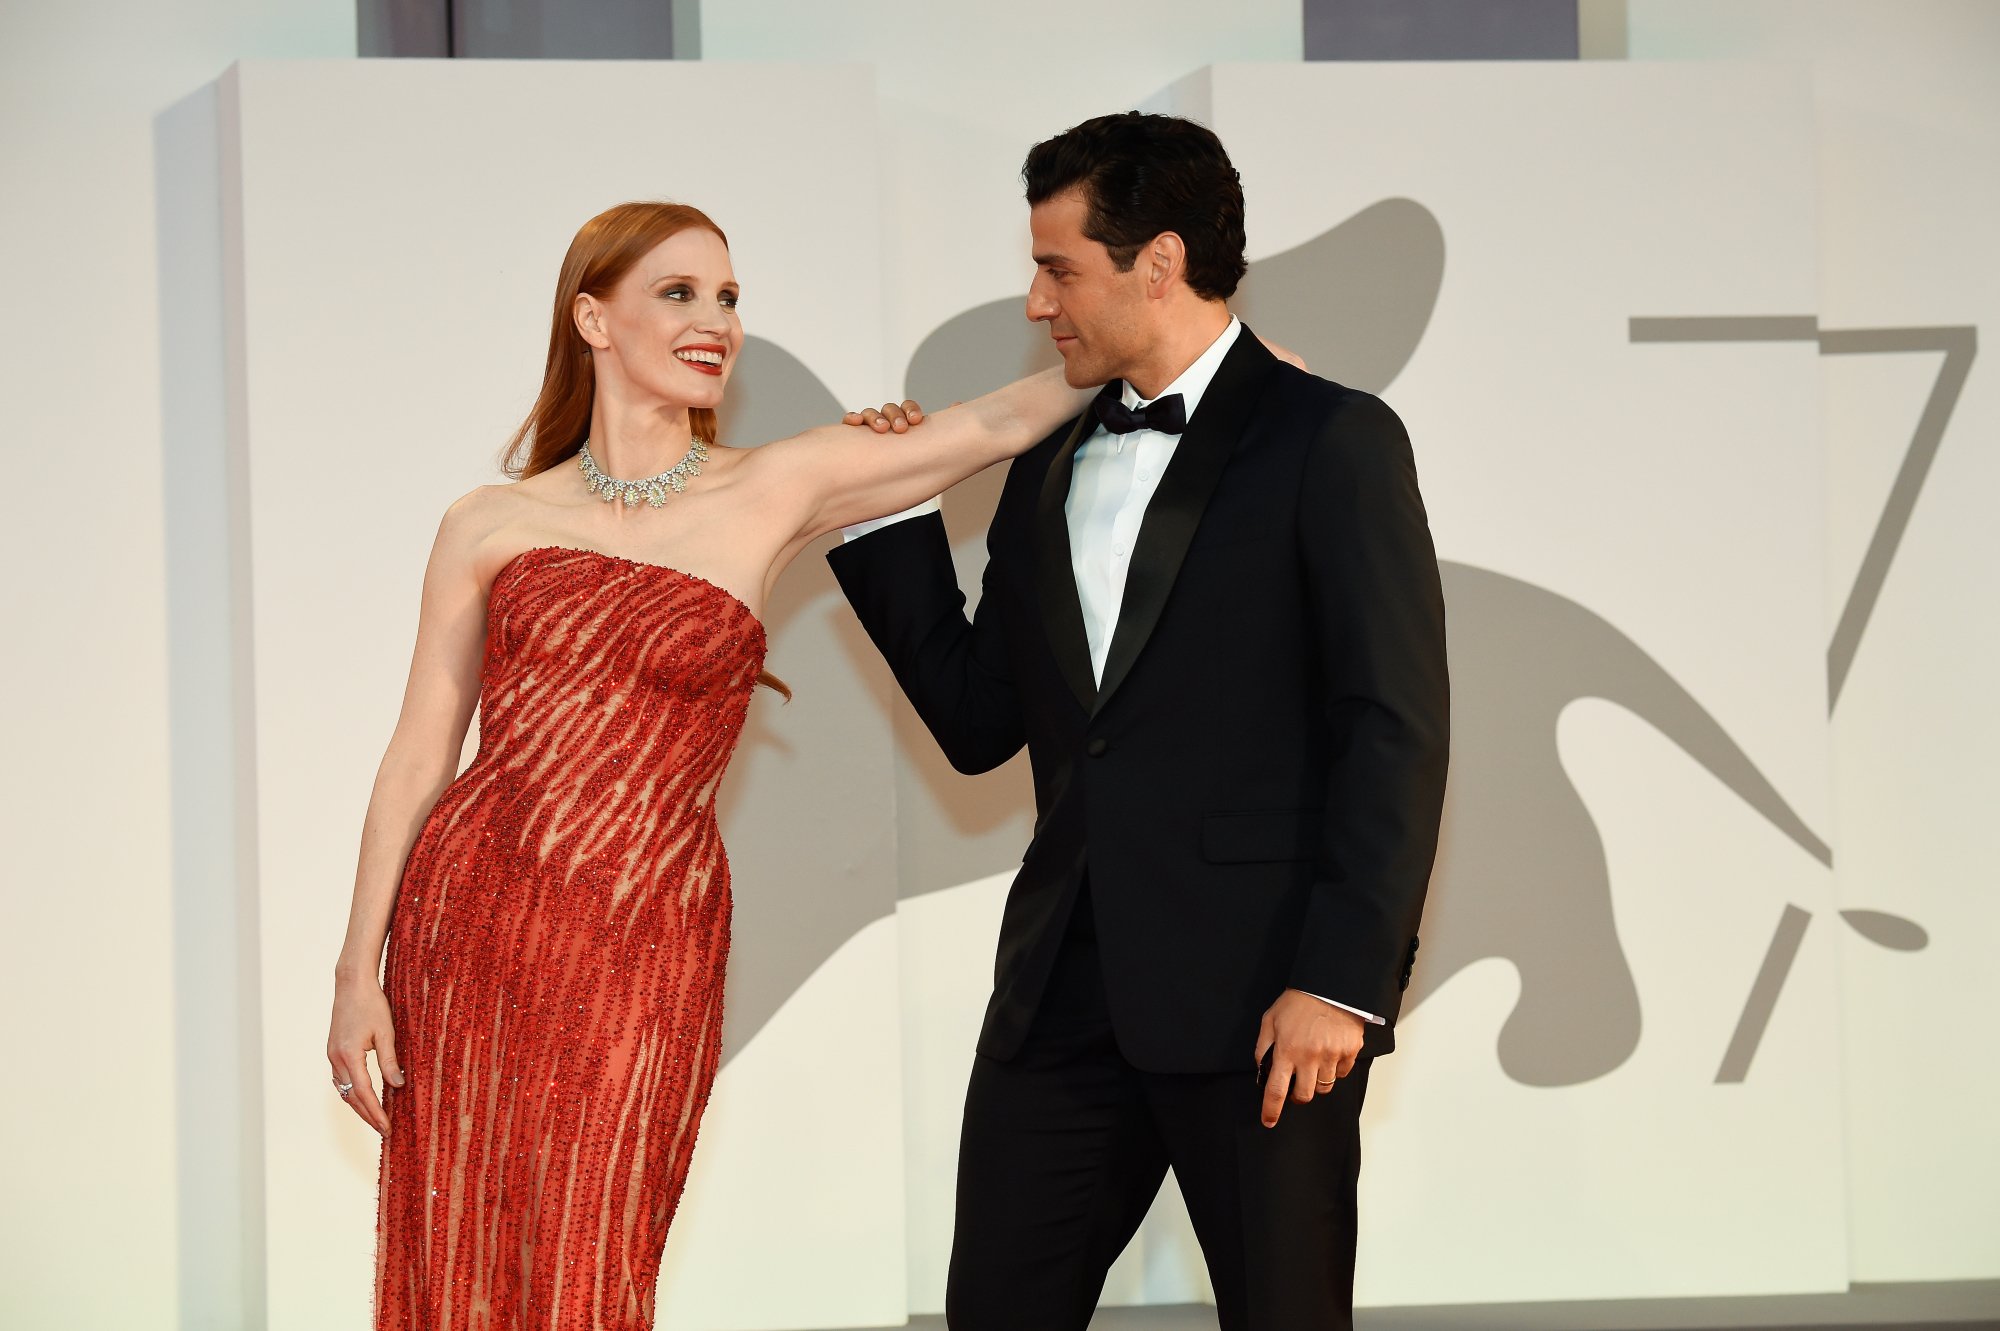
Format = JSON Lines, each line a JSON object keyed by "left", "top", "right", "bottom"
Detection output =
{"left": 1035, "top": 412, "right": 1099, "bottom": 715}
{"left": 1094, "top": 331, "right": 1281, "bottom": 714}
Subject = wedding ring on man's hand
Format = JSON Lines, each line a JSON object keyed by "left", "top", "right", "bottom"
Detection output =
{"left": 1315, "top": 1076, "right": 1336, "bottom": 1088}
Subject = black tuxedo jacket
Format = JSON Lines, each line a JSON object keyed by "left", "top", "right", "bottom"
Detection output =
{"left": 829, "top": 329, "right": 1449, "bottom": 1073}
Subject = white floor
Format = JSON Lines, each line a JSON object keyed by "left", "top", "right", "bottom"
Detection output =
{"left": 865, "top": 1280, "right": 2000, "bottom": 1330}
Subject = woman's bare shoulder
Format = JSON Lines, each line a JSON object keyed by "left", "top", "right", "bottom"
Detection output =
{"left": 426, "top": 480, "right": 549, "bottom": 572}
{"left": 437, "top": 482, "right": 522, "bottom": 539}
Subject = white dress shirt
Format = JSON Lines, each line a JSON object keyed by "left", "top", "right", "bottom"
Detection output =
{"left": 1069, "top": 319, "right": 1236, "bottom": 679}
{"left": 845, "top": 316, "right": 1382, "bottom": 1027}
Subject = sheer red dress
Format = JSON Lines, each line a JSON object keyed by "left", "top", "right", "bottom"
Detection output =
{"left": 374, "top": 544, "right": 766, "bottom": 1330}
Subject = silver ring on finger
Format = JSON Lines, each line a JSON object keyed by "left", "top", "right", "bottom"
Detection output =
{"left": 335, "top": 1079, "right": 355, "bottom": 1098}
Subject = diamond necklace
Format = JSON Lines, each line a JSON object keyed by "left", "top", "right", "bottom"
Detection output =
{"left": 576, "top": 437, "right": 709, "bottom": 509}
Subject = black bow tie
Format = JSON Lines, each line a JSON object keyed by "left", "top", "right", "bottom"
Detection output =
{"left": 1091, "top": 381, "right": 1187, "bottom": 436}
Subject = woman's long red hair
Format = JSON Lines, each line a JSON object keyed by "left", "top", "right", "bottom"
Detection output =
{"left": 505, "top": 201, "right": 788, "bottom": 698}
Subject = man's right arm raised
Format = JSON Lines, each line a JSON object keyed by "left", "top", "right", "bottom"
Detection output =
{"left": 826, "top": 485, "right": 1030, "bottom": 777}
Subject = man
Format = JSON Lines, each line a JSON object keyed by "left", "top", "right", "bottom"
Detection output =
{"left": 832, "top": 112, "right": 1449, "bottom": 1330}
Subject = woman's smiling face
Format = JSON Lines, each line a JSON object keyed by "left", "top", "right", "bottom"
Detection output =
{"left": 579, "top": 227, "right": 743, "bottom": 411}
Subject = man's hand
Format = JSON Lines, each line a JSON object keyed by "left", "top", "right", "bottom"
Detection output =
{"left": 842, "top": 399, "right": 926, "bottom": 433}
{"left": 1254, "top": 988, "right": 1364, "bottom": 1128}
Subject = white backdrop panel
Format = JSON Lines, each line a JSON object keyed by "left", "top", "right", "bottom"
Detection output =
{"left": 0, "top": 3, "right": 351, "bottom": 1325}
{"left": 1166, "top": 61, "right": 1844, "bottom": 1304}
{"left": 1631, "top": 0, "right": 2000, "bottom": 1284}
{"left": 219, "top": 59, "right": 905, "bottom": 1331}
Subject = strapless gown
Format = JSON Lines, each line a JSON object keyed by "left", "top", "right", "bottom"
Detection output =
{"left": 374, "top": 544, "right": 766, "bottom": 1330}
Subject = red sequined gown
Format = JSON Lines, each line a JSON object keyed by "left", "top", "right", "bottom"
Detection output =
{"left": 375, "top": 545, "right": 765, "bottom": 1330}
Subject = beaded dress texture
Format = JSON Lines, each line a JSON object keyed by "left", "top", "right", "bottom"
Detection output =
{"left": 375, "top": 544, "right": 766, "bottom": 1330}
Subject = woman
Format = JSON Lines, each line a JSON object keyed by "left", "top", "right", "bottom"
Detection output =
{"left": 324, "top": 200, "right": 1090, "bottom": 1329}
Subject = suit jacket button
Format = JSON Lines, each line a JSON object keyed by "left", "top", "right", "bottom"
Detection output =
{"left": 1086, "top": 738, "right": 1108, "bottom": 757}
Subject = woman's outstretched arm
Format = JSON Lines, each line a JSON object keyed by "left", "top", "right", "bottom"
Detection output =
{"left": 749, "top": 366, "right": 1092, "bottom": 548}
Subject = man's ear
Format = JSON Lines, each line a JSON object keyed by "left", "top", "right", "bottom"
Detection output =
{"left": 1146, "top": 232, "right": 1187, "bottom": 299}
{"left": 575, "top": 292, "right": 608, "bottom": 349}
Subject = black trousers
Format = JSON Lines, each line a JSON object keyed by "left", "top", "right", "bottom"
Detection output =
{"left": 946, "top": 890, "right": 1371, "bottom": 1331}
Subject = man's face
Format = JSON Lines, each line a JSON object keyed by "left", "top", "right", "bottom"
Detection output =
{"left": 1026, "top": 189, "right": 1151, "bottom": 388}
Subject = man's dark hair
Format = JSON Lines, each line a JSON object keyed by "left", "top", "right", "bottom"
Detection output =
{"left": 1022, "top": 112, "right": 1247, "bottom": 302}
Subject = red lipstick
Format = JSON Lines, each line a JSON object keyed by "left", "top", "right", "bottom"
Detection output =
{"left": 674, "top": 343, "right": 728, "bottom": 376}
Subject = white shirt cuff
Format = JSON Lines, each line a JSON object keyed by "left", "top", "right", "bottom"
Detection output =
{"left": 842, "top": 496, "right": 942, "bottom": 541}
{"left": 1303, "top": 991, "right": 1384, "bottom": 1025}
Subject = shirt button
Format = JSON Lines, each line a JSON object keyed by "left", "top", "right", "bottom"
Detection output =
{"left": 1086, "top": 738, "right": 1109, "bottom": 757}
